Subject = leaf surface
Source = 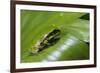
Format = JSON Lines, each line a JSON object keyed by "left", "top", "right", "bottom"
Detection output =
{"left": 21, "top": 10, "right": 89, "bottom": 63}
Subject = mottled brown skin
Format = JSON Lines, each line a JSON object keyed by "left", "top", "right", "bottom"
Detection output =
{"left": 37, "top": 29, "right": 61, "bottom": 52}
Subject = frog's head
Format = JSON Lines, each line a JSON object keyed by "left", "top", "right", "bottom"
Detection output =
{"left": 29, "top": 45, "right": 39, "bottom": 55}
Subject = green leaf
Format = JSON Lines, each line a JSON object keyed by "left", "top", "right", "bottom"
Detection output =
{"left": 20, "top": 10, "right": 89, "bottom": 63}
{"left": 62, "top": 19, "right": 89, "bottom": 42}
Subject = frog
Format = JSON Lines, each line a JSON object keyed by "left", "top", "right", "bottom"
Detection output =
{"left": 30, "top": 29, "right": 61, "bottom": 55}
